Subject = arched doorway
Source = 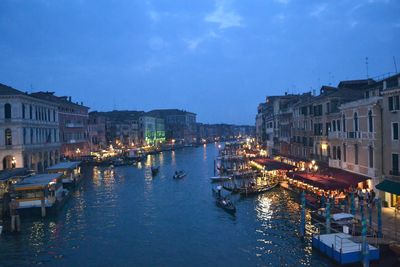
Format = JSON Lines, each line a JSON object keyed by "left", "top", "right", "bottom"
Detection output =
{"left": 2, "top": 156, "right": 15, "bottom": 170}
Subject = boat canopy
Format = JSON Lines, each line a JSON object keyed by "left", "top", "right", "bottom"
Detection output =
{"left": 13, "top": 173, "right": 62, "bottom": 190}
{"left": 332, "top": 213, "right": 354, "bottom": 221}
{"left": 47, "top": 161, "right": 81, "bottom": 171}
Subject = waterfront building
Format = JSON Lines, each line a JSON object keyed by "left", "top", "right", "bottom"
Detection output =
{"left": 255, "top": 103, "right": 267, "bottom": 145}
{"left": 0, "top": 84, "right": 61, "bottom": 172}
{"left": 379, "top": 74, "right": 400, "bottom": 208}
{"left": 31, "top": 92, "right": 90, "bottom": 158}
{"left": 147, "top": 109, "right": 196, "bottom": 144}
{"left": 139, "top": 116, "right": 165, "bottom": 146}
{"left": 88, "top": 111, "right": 107, "bottom": 151}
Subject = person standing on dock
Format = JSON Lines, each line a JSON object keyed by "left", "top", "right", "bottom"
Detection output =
{"left": 9, "top": 199, "right": 21, "bottom": 233}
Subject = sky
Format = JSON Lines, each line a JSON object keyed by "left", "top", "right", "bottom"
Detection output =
{"left": 0, "top": 0, "right": 399, "bottom": 125}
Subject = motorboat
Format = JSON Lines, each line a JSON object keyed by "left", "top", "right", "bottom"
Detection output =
{"left": 209, "top": 175, "right": 232, "bottom": 183}
{"left": 173, "top": 171, "right": 186, "bottom": 179}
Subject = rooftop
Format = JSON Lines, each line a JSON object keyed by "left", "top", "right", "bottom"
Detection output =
{"left": 0, "top": 83, "right": 25, "bottom": 96}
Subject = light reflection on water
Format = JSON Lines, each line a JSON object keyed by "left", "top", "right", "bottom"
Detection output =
{"left": 0, "top": 145, "right": 332, "bottom": 267}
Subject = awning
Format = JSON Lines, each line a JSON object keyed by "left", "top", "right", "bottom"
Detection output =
{"left": 287, "top": 172, "right": 350, "bottom": 190}
{"left": 376, "top": 180, "right": 400, "bottom": 195}
{"left": 320, "top": 167, "right": 369, "bottom": 186}
{"left": 253, "top": 158, "right": 295, "bottom": 171}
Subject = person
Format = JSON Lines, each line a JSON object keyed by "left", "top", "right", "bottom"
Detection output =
{"left": 370, "top": 189, "right": 376, "bottom": 206}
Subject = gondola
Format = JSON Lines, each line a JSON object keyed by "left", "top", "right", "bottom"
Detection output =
{"left": 151, "top": 166, "right": 160, "bottom": 176}
{"left": 239, "top": 182, "right": 279, "bottom": 196}
{"left": 173, "top": 171, "right": 186, "bottom": 179}
{"left": 216, "top": 197, "right": 236, "bottom": 214}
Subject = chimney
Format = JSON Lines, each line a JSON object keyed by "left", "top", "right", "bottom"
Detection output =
{"left": 69, "top": 96, "right": 72, "bottom": 102}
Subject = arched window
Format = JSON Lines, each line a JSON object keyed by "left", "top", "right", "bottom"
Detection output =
{"left": 5, "top": 103, "right": 11, "bottom": 119}
{"left": 5, "top": 128, "right": 12, "bottom": 145}
{"left": 333, "top": 146, "right": 337, "bottom": 159}
{"left": 30, "top": 105, "right": 33, "bottom": 119}
{"left": 343, "top": 143, "right": 347, "bottom": 162}
{"left": 337, "top": 146, "right": 341, "bottom": 160}
{"left": 354, "top": 112, "right": 359, "bottom": 132}
{"left": 342, "top": 114, "right": 346, "bottom": 132}
{"left": 368, "top": 110, "right": 373, "bottom": 133}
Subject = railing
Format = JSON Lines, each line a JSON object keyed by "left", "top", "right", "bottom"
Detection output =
{"left": 65, "top": 123, "right": 84, "bottom": 128}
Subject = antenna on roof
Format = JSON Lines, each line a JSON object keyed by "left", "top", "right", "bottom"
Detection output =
{"left": 365, "top": 56, "right": 369, "bottom": 78}
{"left": 394, "top": 56, "right": 398, "bottom": 73}
{"left": 30, "top": 84, "right": 33, "bottom": 93}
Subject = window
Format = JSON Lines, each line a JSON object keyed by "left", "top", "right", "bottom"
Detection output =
{"left": 4, "top": 103, "right": 11, "bottom": 119}
{"left": 392, "top": 153, "right": 399, "bottom": 174}
{"left": 393, "top": 123, "right": 399, "bottom": 140}
{"left": 30, "top": 105, "right": 33, "bottom": 119}
{"left": 22, "top": 104, "right": 26, "bottom": 119}
{"left": 5, "top": 128, "right": 12, "bottom": 145}
{"left": 332, "top": 120, "right": 336, "bottom": 131}
{"left": 343, "top": 143, "right": 347, "bottom": 162}
{"left": 337, "top": 146, "right": 341, "bottom": 160}
{"left": 354, "top": 144, "right": 359, "bottom": 165}
{"left": 354, "top": 112, "right": 358, "bottom": 132}
{"left": 369, "top": 146, "right": 374, "bottom": 168}
{"left": 23, "top": 128, "right": 26, "bottom": 145}
{"left": 30, "top": 128, "right": 33, "bottom": 144}
{"left": 389, "top": 96, "right": 400, "bottom": 111}
{"left": 337, "top": 119, "right": 341, "bottom": 131}
{"left": 53, "top": 110, "right": 56, "bottom": 121}
{"left": 333, "top": 146, "right": 337, "bottom": 159}
{"left": 342, "top": 114, "right": 346, "bottom": 132}
{"left": 368, "top": 110, "right": 373, "bottom": 133}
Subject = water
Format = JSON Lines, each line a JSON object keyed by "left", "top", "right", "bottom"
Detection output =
{"left": 0, "top": 144, "right": 333, "bottom": 266}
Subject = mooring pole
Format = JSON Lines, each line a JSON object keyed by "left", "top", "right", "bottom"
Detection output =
{"left": 377, "top": 198, "right": 382, "bottom": 238}
{"left": 350, "top": 192, "right": 355, "bottom": 215}
{"left": 362, "top": 218, "right": 369, "bottom": 267}
{"left": 300, "top": 191, "right": 306, "bottom": 238}
{"left": 326, "top": 199, "right": 331, "bottom": 234}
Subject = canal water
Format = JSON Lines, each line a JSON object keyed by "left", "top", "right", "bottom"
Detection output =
{"left": 0, "top": 144, "right": 333, "bottom": 267}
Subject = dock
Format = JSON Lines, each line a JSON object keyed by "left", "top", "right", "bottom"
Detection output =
{"left": 312, "top": 233, "right": 379, "bottom": 265}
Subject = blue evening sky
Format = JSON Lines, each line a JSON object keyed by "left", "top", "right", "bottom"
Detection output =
{"left": 0, "top": 0, "right": 399, "bottom": 124}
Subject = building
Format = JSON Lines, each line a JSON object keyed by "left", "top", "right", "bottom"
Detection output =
{"left": 88, "top": 111, "right": 107, "bottom": 151}
{"left": 380, "top": 74, "right": 400, "bottom": 208}
{"left": 0, "top": 84, "right": 61, "bottom": 172}
{"left": 31, "top": 92, "right": 90, "bottom": 158}
{"left": 147, "top": 109, "right": 196, "bottom": 144}
{"left": 139, "top": 116, "right": 165, "bottom": 146}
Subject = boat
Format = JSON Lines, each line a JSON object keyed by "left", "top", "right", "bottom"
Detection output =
{"left": 389, "top": 243, "right": 400, "bottom": 256}
{"left": 173, "top": 171, "right": 186, "bottom": 179}
{"left": 216, "top": 197, "right": 236, "bottom": 214}
{"left": 151, "top": 166, "right": 160, "bottom": 176}
{"left": 47, "top": 161, "right": 82, "bottom": 188}
{"left": 209, "top": 175, "right": 231, "bottom": 183}
{"left": 239, "top": 182, "right": 279, "bottom": 196}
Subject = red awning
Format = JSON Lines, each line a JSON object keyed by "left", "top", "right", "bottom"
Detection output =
{"left": 320, "top": 167, "right": 369, "bottom": 186}
{"left": 287, "top": 172, "right": 350, "bottom": 190}
{"left": 253, "top": 158, "right": 296, "bottom": 171}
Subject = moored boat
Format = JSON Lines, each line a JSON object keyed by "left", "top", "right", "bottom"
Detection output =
{"left": 209, "top": 175, "right": 231, "bottom": 183}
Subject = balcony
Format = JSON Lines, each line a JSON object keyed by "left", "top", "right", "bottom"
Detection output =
{"left": 329, "top": 158, "right": 342, "bottom": 168}
{"left": 347, "top": 132, "right": 361, "bottom": 139}
{"left": 328, "top": 131, "right": 345, "bottom": 139}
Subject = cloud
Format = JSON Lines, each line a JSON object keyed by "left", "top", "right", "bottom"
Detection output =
{"left": 184, "top": 31, "right": 219, "bottom": 51}
{"left": 272, "top": 13, "right": 287, "bottom": 24}
{"left": 205, "top": 0, "right": 242, "bottom": 29}
{"left": 309, "top": 4, "right": 327, "bottom": 18}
